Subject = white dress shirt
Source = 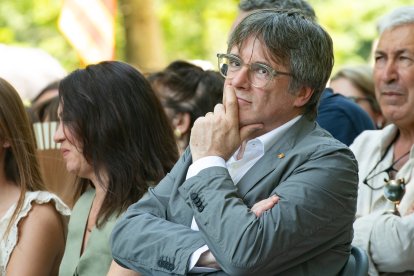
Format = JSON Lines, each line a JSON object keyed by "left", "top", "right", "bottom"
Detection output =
{"left": 350, "top": 124, "right": 414, "bottom": 275}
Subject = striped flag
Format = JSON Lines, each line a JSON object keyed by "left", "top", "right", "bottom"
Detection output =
{"left": 58, "top": 0, "right": 116, "bottom": 65}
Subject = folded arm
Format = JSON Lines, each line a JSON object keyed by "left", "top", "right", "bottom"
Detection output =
{"left": 110, "top": 155, "right": 208, "bottom": 275}
{"left": 179, "top": 149, "right": 357, "bottom": 275}
{"left": 196, "top": 195, "right": 280, "bottom": 269}
{"left": 354, "top": 212, "right": 414, "bottom": 273}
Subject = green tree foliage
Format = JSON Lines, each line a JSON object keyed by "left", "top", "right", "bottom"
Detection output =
{"left": 310, "top": 0, "right": 413, "bottom": 73}
{"left": 155, "top": 0, "right": 238, "bottom": 68}
{"left": 0, "top": 0, "right": 78, "bottom": 70}
{"left": 0, "top": 0, "right": 413, "bottom": 75}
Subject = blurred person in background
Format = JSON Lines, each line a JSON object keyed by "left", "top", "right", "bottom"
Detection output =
{"left": 148, "top": 60, "right": 224, "bottom": 154}
{"left": 27, "top": 81, "right": 75, "bottom": 208}
{"left": 234, "top": 0, "right": 316, "bottom": 28}
{"left": 31, "top": 80, "right": 60, "bottom": 109}
{"left": 330, "top": 65, "right": 386, "bottom": 129}
{"left": 26, "top": 80, "right": 60, "bottom": 124}
{"left": 351, "top": 6, "right": 414, "bottom": 275}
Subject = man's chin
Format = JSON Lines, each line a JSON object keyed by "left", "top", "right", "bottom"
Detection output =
{"left": 238, "top": 116, "right": 256, "bottom": 128}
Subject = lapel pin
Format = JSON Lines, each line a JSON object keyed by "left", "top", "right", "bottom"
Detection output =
{"left": 277, "top": 153, "right": 285, "bottom": 159}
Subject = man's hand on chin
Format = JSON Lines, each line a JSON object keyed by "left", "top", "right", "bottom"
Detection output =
{"left": 190, "top": 85, "right": 263, "bottom": 161}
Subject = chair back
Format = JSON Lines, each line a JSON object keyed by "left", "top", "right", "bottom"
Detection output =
{"left": 339, "top": 245, "right": 369, "bottom": 276}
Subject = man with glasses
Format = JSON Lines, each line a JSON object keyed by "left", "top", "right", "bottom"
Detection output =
{"left": 234, "top": 0, "right": 376, "bottom": 147}
{"left": 351, "top": 6, "right": 414, "bottom": 275}
{"left": 110, "top": 9, "right": 358, "bottom": 275}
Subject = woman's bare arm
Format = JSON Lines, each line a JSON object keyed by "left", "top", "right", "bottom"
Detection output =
{"left": 6, "top": 203, "right": 66, "bottom": 276}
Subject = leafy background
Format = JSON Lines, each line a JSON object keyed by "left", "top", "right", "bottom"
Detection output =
{"left": 0, "top": 0, "right": 412, "bottom": 74}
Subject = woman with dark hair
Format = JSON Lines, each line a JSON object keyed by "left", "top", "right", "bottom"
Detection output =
{"left": 56, "top": 61, "right": 178, "bottom": 275}
{"left": 0, "top": 77, "right": 70, "bottom": 275}
{"left": 148, "top": 60, "right": 224, "bottom": 154}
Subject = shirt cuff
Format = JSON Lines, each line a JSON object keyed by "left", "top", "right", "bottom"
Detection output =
{"left": 186, "top": 156, "right": 226, "bottom": 180}
{"left": 188, "top": 245, "right": 219, "bottom": 273}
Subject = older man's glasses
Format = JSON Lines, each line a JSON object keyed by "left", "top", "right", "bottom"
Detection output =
{"left": 363, "top": 151, "right": 409, "bottom": 216}
{"left": 217, "top": 53, "right": 292, "bottom": 88}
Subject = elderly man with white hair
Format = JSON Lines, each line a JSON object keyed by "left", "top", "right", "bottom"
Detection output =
{"left": 351, "top": 6, "right": 414, "bottom": 276}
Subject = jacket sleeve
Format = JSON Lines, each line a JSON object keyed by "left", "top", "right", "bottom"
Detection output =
{"left": 178, "top": 146, "right": 358, "bottom": 275}
{"left": 353, "top": 212, "right": 414, "bottom": 273}
{"left": 110, "top": 151, "right": 207, "bottom": 276}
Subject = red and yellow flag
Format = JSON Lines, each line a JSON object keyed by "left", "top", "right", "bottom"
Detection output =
{"left": 58, "top": 0, "right": 116, "bottom": 65}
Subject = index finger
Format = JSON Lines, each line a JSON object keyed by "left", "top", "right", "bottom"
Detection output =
{"left": 223, "top": 85, "right": 238, "bottom": 123}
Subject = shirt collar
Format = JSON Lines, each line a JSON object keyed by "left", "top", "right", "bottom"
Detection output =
{"left": 232, "top": 115, "right": 302, "bottom": 159}
{"left": 257, "top": 115, "right": 302, "bottom": 152}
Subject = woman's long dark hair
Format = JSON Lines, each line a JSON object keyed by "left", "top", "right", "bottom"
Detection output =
{"left": 59, "top": 61, "right": 178, "bottom": 227}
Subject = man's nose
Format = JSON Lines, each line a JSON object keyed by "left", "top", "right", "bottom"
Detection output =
{"left": 230, "top": 65, "right": 250, "bottom": 88}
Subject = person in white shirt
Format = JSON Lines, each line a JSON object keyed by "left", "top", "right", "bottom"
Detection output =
{"left": 0, "top": 77, "right": 70, "bottom": 276}
{"left": 351, "top": 6, "right": 414, "bottom": 276}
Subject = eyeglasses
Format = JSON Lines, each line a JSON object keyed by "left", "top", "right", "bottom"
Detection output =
{"left": 217, "top": 53, "right": 293, "bottom": 88}
{"left": 363, "top": 147, "right": 410, "bottom": 216}
{"left": 362, "top": 162, "right": 399, "bottom": 189}
{"left": 363, "top": 164, "right": 406, "bottom": 216}
{"left": 347, "top": 96, "right": 372, "bottom": 104}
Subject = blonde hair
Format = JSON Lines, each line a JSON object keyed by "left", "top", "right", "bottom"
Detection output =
{"left": 331, "top": 65, "right": 380, "bottom": 114}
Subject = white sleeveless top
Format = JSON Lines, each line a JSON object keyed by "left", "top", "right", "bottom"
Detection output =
{"left": 0, "top": 191, "right": 71, "bottom": 275}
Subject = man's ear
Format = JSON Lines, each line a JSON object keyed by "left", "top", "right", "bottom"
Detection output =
{"left": 3, "top": 141, "right": 11, "bottom": 148}
{"left": 294, "top": 87, "right": 314, "bottom": 108}
{"left": 172, "top": 112, "right": 192, "bottom": 136}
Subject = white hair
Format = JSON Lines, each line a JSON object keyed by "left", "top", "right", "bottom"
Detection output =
{"left": 377, "top": 6, "right": 414, "bottom": 34}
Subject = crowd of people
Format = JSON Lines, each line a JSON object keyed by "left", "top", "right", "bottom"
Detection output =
{"left": 0, "top": 1, "right": 413, "bottom": 275}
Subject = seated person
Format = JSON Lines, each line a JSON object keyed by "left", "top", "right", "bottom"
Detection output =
{"left": 148, "top": 61, "right": 224, "bottom": 154}
{"left": 317, "top": 88, "right": 375, "bottom": 146}
{"left": 236, "top": 0, "right": 375, "bottom": 147}
{"left": 110, "top": 9, "right": 358, "bottom": 275}
{"left": 55, "top": 61, "right": 178, "bottom": 275}
{"left": 351, "top": 6, "right": 414, "bottom": 275}
{"left": 0, "top": 77, "right": 70, "bottom": 276}
{"left": 330, "top": 65, "right": 386, "bottom": 129}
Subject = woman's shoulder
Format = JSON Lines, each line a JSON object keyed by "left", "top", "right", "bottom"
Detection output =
{"left": 5, "top": 202, "right": 67, "bottom": 276}
{"left": 16, "top": 191, "right": 70, "bottom": 246}
{"left": 1, "top": 192, "right": 69, "bottom": 275}
{"left": 24, "top": 191, "right": 71, "bottom": 217}
{"left": 21, "top": 199, "right": 67, "bottom": 237}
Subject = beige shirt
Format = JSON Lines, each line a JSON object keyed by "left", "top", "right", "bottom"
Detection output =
{"left": 350, "top": 124, "right": 414, "bottom": 275}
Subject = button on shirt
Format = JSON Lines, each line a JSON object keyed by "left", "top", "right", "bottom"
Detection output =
{"left": 187, "top": 116, "right": 301, "bottom": 272}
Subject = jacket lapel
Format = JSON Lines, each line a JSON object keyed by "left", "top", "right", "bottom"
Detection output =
{"left": 237, "top": 117, "right": 316, "bottom": 198}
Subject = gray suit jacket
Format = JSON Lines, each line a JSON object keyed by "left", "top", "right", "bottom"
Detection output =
{"left": 110, "top": 117, "right": 358, "bottom": 276}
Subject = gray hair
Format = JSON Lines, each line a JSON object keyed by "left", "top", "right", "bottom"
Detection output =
{"left": 228, "top": 9, "right": 333, "bottom": 120}
{"left": 238, "top": 0, "right": 316, "bottom": 21}
{"left": 377, "top": 6, "right": 414, "bottom": 34}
